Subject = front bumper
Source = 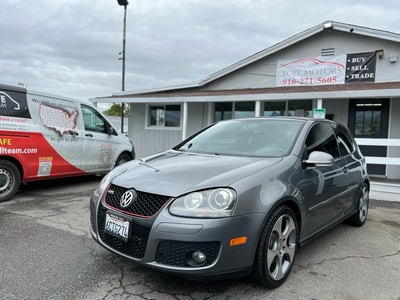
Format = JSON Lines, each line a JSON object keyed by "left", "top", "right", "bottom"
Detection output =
{"left": 90, "top": 196, "right": 266, "bottom": 280}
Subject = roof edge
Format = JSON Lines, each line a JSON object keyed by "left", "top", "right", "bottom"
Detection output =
{"left": 112, "top": 81, "right": 201, "bottom": 97}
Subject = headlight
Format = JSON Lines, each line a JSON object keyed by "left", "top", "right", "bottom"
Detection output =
{"left": 169, "top": 188, "right": 236, "bottom": 218}
{"left": 93, "top": 165, "right": 124, "bottom": 200}
{"left": 93, "top": 171, "right": 113, "bottom": 200}
{"left": 93, "top": 162, "right": 133, "bottom": 201}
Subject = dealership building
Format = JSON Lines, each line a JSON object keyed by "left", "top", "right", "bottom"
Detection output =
{"left": 92, "top": 20, "right": 400, "bottom": 185}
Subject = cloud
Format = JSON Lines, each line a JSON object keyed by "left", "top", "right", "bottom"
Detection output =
{"left": 1, "top": 0, "right": 399, "bottom": 111}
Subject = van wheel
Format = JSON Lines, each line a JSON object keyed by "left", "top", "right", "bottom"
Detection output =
{"left": 115, "top": 154, "right": 131, "bottom": 167}
{"left": 251, "top": 205, "right": 298, "bottom": 289}
{"left": 0, "top": 160, "right": 21, "bottom": 202}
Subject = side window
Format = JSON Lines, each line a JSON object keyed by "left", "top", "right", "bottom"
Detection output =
{"left": 305, "top": 123, "right": 340, "bottom": 158}
{"left": 81, "top": 105, "right": 108, "bottom": 134}
{"left": 149, "top": 104, "right": 181, "bottom": 127}
{"left": 336, "top": 125, "right": 355, "bottom": 156}
{"left": 0, "top": 89, "right": 31, "bottom": 118}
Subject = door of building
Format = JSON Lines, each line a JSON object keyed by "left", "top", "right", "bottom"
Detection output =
{"left": 347, "top": 98, "right": 390, "bottom": 176}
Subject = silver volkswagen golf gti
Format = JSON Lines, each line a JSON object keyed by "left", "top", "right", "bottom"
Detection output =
{"left": 90, "top": 117, "right": 369, "bottom": 289}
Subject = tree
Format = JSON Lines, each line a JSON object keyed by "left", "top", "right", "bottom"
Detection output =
{"left": 103, "top": 103, "right": 130, "bottom": 116}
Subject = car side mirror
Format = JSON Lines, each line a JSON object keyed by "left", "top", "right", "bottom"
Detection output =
{"left": 303, "top": 151, "right": 334, "bottom": 167}
{"left": 106, "top": 124, "right": 117, "bottom": 135}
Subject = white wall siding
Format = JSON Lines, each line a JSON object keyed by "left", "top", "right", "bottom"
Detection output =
{"left": 128, "top": 103, "right": 208, "bottom": 158}
{"left": 128, "top": 103, "right": 146, "bottom": 131}
{"left": 186, "top": 102, "right": 209, "bottom": 137}
{"left": 323, "top": 98, "right": 349, "bottom": 126}
{"left": 387, "top": 98, "right": 400, "bottom": 178}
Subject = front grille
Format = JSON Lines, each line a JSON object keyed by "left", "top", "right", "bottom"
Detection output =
{"left": 97, "top": 209, "right": 147, "bottom": 259}
{"left": 90, "top": 210, "right": 95, "bottom": 232}
{"left": 90, "top": 199, "right": 96, "bottom": 232}
{"left": 155, "top": 241, "right": 220, "bottom": 267}
{"left": 105, "top": 184, "right": 170, "bottom": 217}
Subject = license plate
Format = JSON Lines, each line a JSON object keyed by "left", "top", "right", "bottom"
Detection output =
{"left": 104, "top": 213, "right": 130, "bottom": 242}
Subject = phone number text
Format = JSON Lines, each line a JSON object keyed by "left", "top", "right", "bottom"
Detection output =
{"left": 282, "top": 76, "right": 338, "bottom": 85}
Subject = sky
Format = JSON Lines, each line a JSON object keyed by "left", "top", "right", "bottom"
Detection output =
{"left": 1, "top": 0, "right": 400, "bottom": 112}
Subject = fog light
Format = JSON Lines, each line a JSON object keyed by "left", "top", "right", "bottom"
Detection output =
{"left": 192, "top": 251, "right": 206, "bottom": 264}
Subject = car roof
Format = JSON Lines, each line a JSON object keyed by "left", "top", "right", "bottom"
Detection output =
{"left": 219, "top": 116, "right": 335, "bottom": 124}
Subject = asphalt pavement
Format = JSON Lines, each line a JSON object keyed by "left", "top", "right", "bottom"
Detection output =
{"left": 0, "top": 176, "right": 399, "bottom": 300}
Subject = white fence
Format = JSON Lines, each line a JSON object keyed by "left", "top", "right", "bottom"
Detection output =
{"left": 355, "top": 138, "right": 400, "bottom": 165}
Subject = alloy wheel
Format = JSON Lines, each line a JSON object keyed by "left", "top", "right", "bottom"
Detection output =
{"left": 267, "top": 214, "right": 297, "bottom": 281}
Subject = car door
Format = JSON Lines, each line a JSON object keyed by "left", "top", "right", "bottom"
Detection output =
{"left": 80, "top": 104, "right": 115, "bottom": 172}
{"left": 302, "top": 122, "right": 348, "bottom": 237}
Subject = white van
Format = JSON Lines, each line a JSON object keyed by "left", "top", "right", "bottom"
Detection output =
{"left": 0, "top": 83, "right": 135, "bottom": 202}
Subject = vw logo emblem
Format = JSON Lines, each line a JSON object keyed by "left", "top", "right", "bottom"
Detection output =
{"left": 120, "top": 189, "right": 138, "bottom": 208}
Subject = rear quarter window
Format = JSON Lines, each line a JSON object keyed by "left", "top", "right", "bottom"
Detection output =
{"left": 336, "top": 125, "right": 356, "bottom": 156}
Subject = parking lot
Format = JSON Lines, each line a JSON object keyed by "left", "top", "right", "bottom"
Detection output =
{"left": 0, "top": 176, "right": 399, "bottom": 300}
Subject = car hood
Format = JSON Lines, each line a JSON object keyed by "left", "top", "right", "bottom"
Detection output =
{"left": 111, "top": 150, "right": 281, "bottom": 197}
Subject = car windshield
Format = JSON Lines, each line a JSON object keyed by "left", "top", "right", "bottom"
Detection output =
{"left": 175, "top": 118, "right": 304, "bottom": 157}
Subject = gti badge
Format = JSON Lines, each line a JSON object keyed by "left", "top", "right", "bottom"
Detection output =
{"left": 120, "top": 189, "right": 138, "bottom": 208}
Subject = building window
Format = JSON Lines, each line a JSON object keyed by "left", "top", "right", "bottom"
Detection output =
{"left": 214, "top": 102, "right": 233, "bottom": 121}
{"left": 288, "top": 100, "right": 312, "bottom": 117}
{"left": 355, "top": 99, "right": 382, "bottom": 135}
{"left": 149, "top": 104, "right": 181, "bottom": 127}
{"left": 263, "top": 100, "right": 312, "bottom": 117}
{"left": 264, "top": 102, "right": 286, "bottom": 116}
{"left": 234, "top": 102, "right": 255, "bottom": 119}
{"left": 214, "top": 101, "right": 256, "bottom": 121}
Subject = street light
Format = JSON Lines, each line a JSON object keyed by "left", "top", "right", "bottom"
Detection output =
{"left": 117, "top": 0, "right": 129, "bottom": 133}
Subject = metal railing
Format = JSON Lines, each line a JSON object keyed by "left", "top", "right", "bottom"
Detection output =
{"left": 355, "top": 138, "right": 400, "bottom": 165}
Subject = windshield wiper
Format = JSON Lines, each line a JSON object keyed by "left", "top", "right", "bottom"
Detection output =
{"left": 175, "top": 142, "right": 193, "bottom": 152}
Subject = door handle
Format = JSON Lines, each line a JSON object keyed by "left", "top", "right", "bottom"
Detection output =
{"left": 69, "top": 131, "right": 79, "bottom": 136}
{"left": 85, "top": 133, "right": 93, "bottom": 137}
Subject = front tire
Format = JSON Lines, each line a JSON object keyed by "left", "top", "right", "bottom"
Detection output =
{"left": 115, "top": 153, "right": 131, "bottom": 167}
{"left": 251, "top": 205, "right": 298, "bottom": 289}
{"left": 347, "top": 182, "right": 369, "bottom": 227}
{"left": 0, "top": 160, "right": 21, "bottom": 202}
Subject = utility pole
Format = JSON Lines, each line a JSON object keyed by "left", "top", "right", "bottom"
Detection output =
{"left": 117, "top": 0, "right": 129, "bottom": 133}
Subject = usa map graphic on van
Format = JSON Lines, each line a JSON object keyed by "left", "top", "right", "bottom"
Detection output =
{"left": 39, "top": 103, "right": 78, "bottom": 135}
